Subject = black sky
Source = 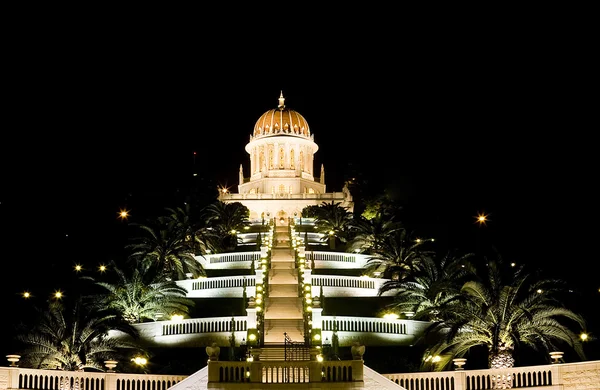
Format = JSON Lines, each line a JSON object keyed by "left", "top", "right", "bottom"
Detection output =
{"left": 1, "top": 19, "right": 599, "bottom": 361}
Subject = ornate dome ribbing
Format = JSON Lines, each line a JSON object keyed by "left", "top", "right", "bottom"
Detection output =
{"left": 252, "top": 92, "right": 311, "bottom": 140}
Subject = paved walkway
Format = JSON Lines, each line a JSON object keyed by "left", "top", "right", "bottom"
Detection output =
{"left": 263, "top": 225, "right": 304, "bottom": 344}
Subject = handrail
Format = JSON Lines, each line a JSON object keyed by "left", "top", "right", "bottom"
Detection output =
{"left": 284, "top": 332, "right": 310, "bottom": 361}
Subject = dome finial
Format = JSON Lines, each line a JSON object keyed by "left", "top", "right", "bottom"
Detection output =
{"left": 278, "top": 90, "right": 285, "bottom": 109}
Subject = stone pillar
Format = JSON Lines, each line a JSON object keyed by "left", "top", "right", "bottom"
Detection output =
{"left": 249, "top": 349, "right": 263, "bottom": 383}
{"left": 155, "top": 320, "right": 163, "bottom": 337}
{"left": 207, "top": 361, "right": 220, "bottom": 383}
{"left": 5, "top": 367, "right": 21, "bottom": 390}
{"left": 246, "top": 305, "right": 257, "bottom": 329}
{"left": 453, "top": 371, "right": 467, "bottom": 389}
{"left": 308, "top": 348, "right": 323, "bottom": 382}
{"left": 351, "top": 360, "right": 364, "bottom": 382}
{"left": 105, "top": 373, "right": 118, "bottom": 390}
{"left": 255, "top": 268, "right": 264, "bottom": 287}
{"left": 311, "top": 300, "right": 323, "bottom": 329}
{"left": 350, "top": 342, "right": 365, "bottom": 382}
{"left": 303, "top": 268, "right": 312, "bottom": 285}
{"left": 260, "top": 245, "right": 269, "bottom": 258}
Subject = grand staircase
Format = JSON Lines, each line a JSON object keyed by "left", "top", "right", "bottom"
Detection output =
{"left": 261, "top": 223, "right": 309, "bottom": 360}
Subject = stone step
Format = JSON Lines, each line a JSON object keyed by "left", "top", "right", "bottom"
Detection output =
{"left": 264, "top": 297, "right": 303, "bottom": 319}
{"left": 264, "top": 318, "right": 304, "bottom": 333}
{"left": 269, "top": 284, "right": 298, "bottom": 297}
{"left": 271, "top": 261, "right": 295, "bottom": 270}
{"left": 271, "top": 249, "right": 294, "bottom": 261}
{"left": 264, "top": 319, "right": 304, "bottom": 344}
{"left": 270, "top": 269, "right": 297, "bottom": 284}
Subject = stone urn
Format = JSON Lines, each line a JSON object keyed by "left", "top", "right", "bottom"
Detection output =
{"left": 6, "top": 355, "right": 20, "bottom": 367}
{"left": 104, "top": 360, "right": 118, "bottom": 372}
{"left": 206, "top": 342, "right": 220, "bottom": 361}
{"left": 351, "top": 342, "right": 365, "bottom": 360}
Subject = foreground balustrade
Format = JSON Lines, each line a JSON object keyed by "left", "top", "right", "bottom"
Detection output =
{"left": 3, "top": 358, "right": 599, "bottom": 389}
{"left": 0, "top": 367, "right": 186, "bottom": 390}
{"left": 383, "top": 360, "right": 600, "bottom": 389}
{"left": 207, "top": 360, "right": 363, "bottom": 384}
{"left": 205, "top": 347, "right": 365, "bottom": 386}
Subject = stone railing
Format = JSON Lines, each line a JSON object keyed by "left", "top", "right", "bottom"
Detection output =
{"left": 108, "top": 316, "right": 250, "bottom": 348}
{"left": 194, "top": 251, "right": 262, "bottom": 269}
{"left": 308, "top": 314, "right": 431, "bottom": 347}
{"left": 160, "top": 317, "right": 248, "bottom": 337}
{"left": 3, "top": 358, "right": 598, "bottom": 390}
{"left": 0, "top": 367, "right": 186, "bottom": 390}
{"left": 176, "top": 276, "right": 257, "bottom": 298}
{"left": 306, "top": 273, "right": 394, "bottom": 297}
{"left": 119, "top": 314, "right": 430, "bottom": 349}
{"left": 304, "top": 251, "right": 370, "bottom": 269}
{"left": 383, "top": 360, "right": 600, "bottom": 390}
{"left": 202, "top": 347, "right": 364, "bottom": 386}
{"left": 219, "top": 192, "right": 347, "bottom": 201}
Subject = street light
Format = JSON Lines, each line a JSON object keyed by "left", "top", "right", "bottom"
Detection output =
{"left": 474, "top": 212, "right": 489, "bottom": 226}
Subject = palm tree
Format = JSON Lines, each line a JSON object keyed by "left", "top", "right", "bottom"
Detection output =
{"left": 424, "top": 251, "right": 587, "bottom": 371}
{"left": 126, "top": 213, "right": 205, "bottom": 281}
{"left": 164, "top": 205, "right": 219, "bottom": 256}
{"left": 365, "top": 228, "right": 435, "bottom": 280}
{"left": 379, "top": 250, "right": 475, "bottom": 321}
{"left": 346, "top": 212, "right": 403, "bottom": 254}
{"left": 83, "top": 261, "right": 195, "bottom": 324}
{"left": 15, "top": 297, "right": 141, "bottom": 371}
{"left": 202, "top": 201, "right": 250, "bottom": 252}
{"left": 313, "top": 201, "right": 353, "bottom": 249}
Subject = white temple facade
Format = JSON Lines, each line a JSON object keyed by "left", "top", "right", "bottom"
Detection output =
{"left": 219, "top": 92, "right": 353, "bottom": 223}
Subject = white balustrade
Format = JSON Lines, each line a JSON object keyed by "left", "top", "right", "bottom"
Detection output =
{"left": 304, "top": 251, "right": 370, "bottom": 268}
{"left": 176, "top": 276, "right": 256, "bottom": 298}
{"left": 310, "top": 275, "right": 392, "bottom": 297}
{"left": 0, "top": 367, "right": 186, "bottom": 390}
{"left": 194, "top": 252, "right": 261, "bottom": 269}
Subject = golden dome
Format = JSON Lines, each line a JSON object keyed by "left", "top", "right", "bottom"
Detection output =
{"left": 253, "top": 92, "right": 311, "bottom": 139}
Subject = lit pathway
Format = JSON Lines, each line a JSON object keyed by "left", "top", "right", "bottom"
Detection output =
{"left": 263, "top": 224, "right": 304, "bottom": 344}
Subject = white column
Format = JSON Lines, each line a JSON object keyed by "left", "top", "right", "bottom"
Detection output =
{"left": 311, "top": 306, "right": 323, "bottom": 330}
{"left": 246, "top": 307, "right": 257, "bottom": 329}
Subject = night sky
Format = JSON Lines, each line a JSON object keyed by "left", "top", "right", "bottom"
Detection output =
{"left": 2, "top": 25, "right": 599, "bottom": 363}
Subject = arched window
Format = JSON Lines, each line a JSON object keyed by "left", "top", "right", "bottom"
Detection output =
{"left": 259, "top": 149, "right": 265, "bottom": 172}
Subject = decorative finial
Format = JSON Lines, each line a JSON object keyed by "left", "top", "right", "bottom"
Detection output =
{"left": 278, "top": 90, "right": 285, "bottom": 109}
